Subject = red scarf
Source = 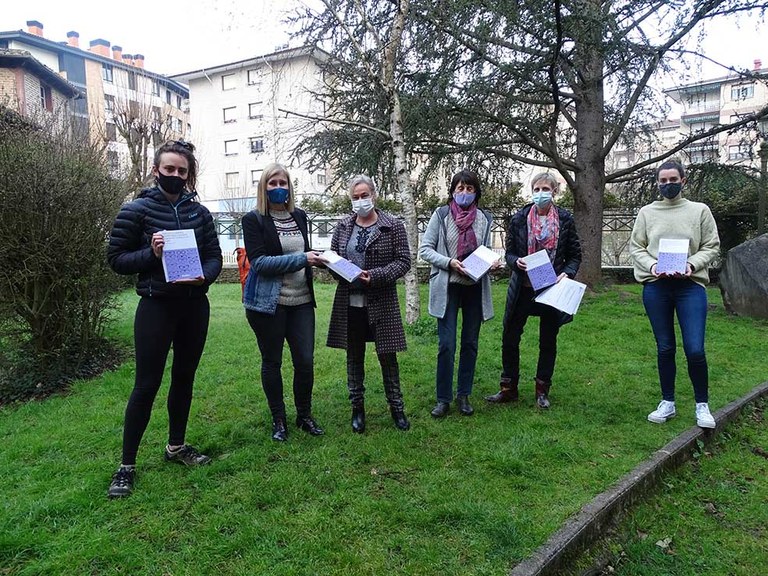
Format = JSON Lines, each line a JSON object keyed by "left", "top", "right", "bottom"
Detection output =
{"left": 527, "top": 204, "right": 560, "bottom": 257}
{"left": 450, "top": 200, "right": 478, "bottom": 259}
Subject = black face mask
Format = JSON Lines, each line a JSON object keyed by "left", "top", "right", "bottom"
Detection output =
{"left": 157, "top": 172, "right": 186, "bottom": 196}
{"left": 659, "top": 182, "right": 682, "bottom": 199}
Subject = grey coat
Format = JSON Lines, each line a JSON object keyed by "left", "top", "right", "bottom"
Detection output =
{"left": 418, "top": 205, "right": 495, "bottom": 321}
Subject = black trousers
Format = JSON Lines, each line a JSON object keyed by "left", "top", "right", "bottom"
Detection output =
{"left": 346, "top": 306, "right": 404, "bottom": 411}
{"left": 122, "top": 296, "right": 210, "bottom": 466}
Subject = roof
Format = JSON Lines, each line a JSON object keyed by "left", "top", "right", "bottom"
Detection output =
{"left": 0, "top": 28, "right": 188, "bottom": 96}
{"left": 665, "top": 67, "right": 768, "bottom": 98}
{"left": 0, "top": 48, "right": 82, "bottom": 98}
{"left": 170, "top": 45, "right": 330, "bottom": 82}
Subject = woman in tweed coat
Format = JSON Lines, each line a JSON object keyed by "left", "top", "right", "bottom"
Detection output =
{"left": 326, "top": 175, "right": 411, "bottom": 433}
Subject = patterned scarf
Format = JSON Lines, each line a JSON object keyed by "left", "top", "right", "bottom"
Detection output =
{"left": 527, "top": 204, "right": 560, "bottom": 257}
{"left": 450, "top": 200, "right": 478, "bottom": 259}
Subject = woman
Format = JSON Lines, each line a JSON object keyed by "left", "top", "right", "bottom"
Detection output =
{"left": 485, "top": 172, "right": 581, "bottom": 409}
{"left": 242, "top": 163, "right": 326, "bottom": 441}
{"left": 419, "top": 169, "right": 500, "bottom": 418}
{"left": 106, "top": 140, "right": 223, "bottom": 498}
{"left": 630, "top": 160, "right": 720, "bottom": 428}
{"left": 326, "top": 175, "right": 411, "bottom": 433}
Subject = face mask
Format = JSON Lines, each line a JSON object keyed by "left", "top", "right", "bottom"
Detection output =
{"left": 454, "top": 192, "right": 476, "bottom": 208}
{"left": 267, "top": 187, "right": 290, "bottom": 204}
{"left": 352, "top": 197, "right": 374, "bottom": 217}
{"left": 659, "top": 182, "right": 682, "bottom": 199}
{"left": 532, "top": 191, "right": 552, "bottom": 209}
{"left": 157, "top": 172, "right": 186, "bottom": 196}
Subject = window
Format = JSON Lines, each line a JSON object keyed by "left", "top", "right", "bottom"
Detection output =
{"left": 129, "top": 100, "right": 140, "bottom": 117}
{"left": 165, "top": 89, "right": 171, "bottom": 105}
{"left": 175, "top": 117, "right": 183, "bottom": 133}
{"left": 221, "top": 73, "right": 236, "bottom": 90}
{"left": 39, "top": 84, "right": 53, "bottom": 112}
{"left": 249, "top": 137, "right": 264, "bottom": 153}
{"left": 106, "top": 122, "right": 117, "bottom": 141}
{"left": 152, "top": 106, "right": 161, "bottom": 124}
{"left": 247, "top": 69, "right": 261, "bottom": 86}
{"left": 731, "top": 84, "right": 754, "bottom": 100}
{"left": 251, "top": 170, "right": 262, "bottom": 187}
{"left": 176, "top": 95, "right": 182, "bottom": 109}
{"left": 102, "top": 64, "right": 113, "bottom": 83}
{"left": 728, "top": 144, "right": 751, "bottom": 160}
{"left": 107, "top": 150, "right": 119, "bottom": 173}
{"left": 224, "top": 139, "right": 238, "bottom": 156}
{"left": 223, "top": 106, "right": 237, "bottom": 123}
{"left": 317, "top": 173, "right": 327, "bottom": 185}
{"left": 248, "top": 102, "right": 263, "bottom": 119}
{"left": 225, "top": 172, "right": 240, "bottom": 192}
{"left": 152, "top": 81, "right": 160, "bottom": 96}
{"left": 104, "top": 95, "right": 115, "bottom": 113}
{"left": 127, "top": 71, "right": 137, "bottom": 91}
{"left": 317, "top": 220, "right": 329, "bottom": 238}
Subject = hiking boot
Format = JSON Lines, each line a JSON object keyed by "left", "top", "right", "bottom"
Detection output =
{"left": 647, "top": 400, "right": 676, "bottom": 424}
{"left": 695, "top": 402, "right": 716, "bottom": 429}
{"left": 108, "top": 466, "right": 135, "bottom": 499}
{"left": 164, "top": 444, "right": 212, "bottom": 466}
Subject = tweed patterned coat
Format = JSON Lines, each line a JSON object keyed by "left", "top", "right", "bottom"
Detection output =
{"left": 326, "top": 210, "right": 410, "bottom": 354}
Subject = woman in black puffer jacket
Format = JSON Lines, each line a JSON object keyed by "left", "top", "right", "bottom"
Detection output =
{"left": 105, "top": 140, "right": 222, "bottom": 499}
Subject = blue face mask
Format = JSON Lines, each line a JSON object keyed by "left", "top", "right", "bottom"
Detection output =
{"left": 659, "top": 182, "right": 682, "bottom": 199}
{"left": 267, "top": 187, "right": 290, "bottom": 204}
{"left": 454, "top": 192, "right": 476, "bottom": 208}
{"left": 532, "top": 191, "right": 552, "bottom": 210}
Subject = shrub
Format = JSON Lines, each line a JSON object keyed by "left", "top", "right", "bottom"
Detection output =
{"left": 0, "top": 107, "right": 124, "bottom": 403}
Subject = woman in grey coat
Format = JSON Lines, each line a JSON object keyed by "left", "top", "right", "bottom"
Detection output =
{"left": 418, "top": 169, "right": 501, "bottom": 418}
{"left": 326, "top": 175, "right": 412, "bottom": 433}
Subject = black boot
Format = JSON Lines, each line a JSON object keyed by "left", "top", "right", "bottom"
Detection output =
{"left": 430, "top": 401, "right": 450, "bottom": 418}
{"left": 535, "top": 378, "right": 551, "bottom": 409}
{"left": 271, "top": 418, "right": 288, "bottom": 442}
{"left": 296, "top": 416, "right": 325, "bottom": 436}
{"left": 390, "top": 407, "right": 410, "bottom": 431}
{"left": 485, "top": 377, "right": 520, "bottom": 403}
{"left": 457, "top": 395, "right": 474, "bottom": 416}
{"left": 351, "top": 405, "right": 366, "bottom": 434}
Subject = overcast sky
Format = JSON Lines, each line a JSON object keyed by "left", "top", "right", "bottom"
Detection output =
{"left": 2, "top": 2, "right": 765, "bottom": 80}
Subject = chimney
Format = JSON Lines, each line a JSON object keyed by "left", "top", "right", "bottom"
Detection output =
{"left": 122, "top": 53, "right": 134, "bottom": 66}
{"left": 112, "top": 45, "right": 123, "bottom": 62}
{"left": 755, "top": 59, "right": 763, "bottom": 71}
{"left": 66, "top": 31, "right": 79, "bottom": 48}
{"left": 26, "top": 20, "right": 44, "bottom": 37}
{"left": 89, "top": 38, "right": 111, "bottom": 57}
{"left": 134, "top": 54, "right": 145, "bottom": 69}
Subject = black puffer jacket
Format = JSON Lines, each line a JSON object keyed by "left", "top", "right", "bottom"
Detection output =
{"left": 504, "top": 204, "right": 581, "bottom": 312}
{"left": 107, "top": 186, "right": 222, "bottom": 298}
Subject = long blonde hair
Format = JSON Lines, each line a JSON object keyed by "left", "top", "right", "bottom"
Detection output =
{"left": 257, "top": 163, "right": 296, "bottom": 213}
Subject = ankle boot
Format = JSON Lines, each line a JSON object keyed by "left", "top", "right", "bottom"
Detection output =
{"left": 351, "top": 405, "right": 366, "bottom": 434}
{"left": 390, "top": 407, "right": 410, "bottom": 431}
{"left": 457, "top": 395, "right": 474, "bottom": 416}
{"left": 535, "top": 378, "right": 551, "bottom": 409}
{"left": 485, "top": 378, "right": 519, "bottom": 403}
{"left": 271, "top": 418, "right": 288, "bottom": 441}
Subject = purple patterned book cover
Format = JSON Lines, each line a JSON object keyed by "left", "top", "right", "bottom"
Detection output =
{"left": 525, "top": 250, "right": 557, "bottom": 290}
{"left": 656, "top": 238, "right": 689, "bottom": 275}
{"left": 161, "top": 229, "right": 203, "bottom": 282}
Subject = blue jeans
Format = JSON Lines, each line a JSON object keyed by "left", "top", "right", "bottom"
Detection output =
{"left": 436, "top": 283, "right": 483, "bottom": 402}
{"left": 246, "top": 303, "right": 315, "bottom": 420}
{"left": 642, "top": 279, "right": 709, "bottom": 403}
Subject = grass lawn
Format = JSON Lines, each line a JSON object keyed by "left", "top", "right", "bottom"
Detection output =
{"left": 1, "top": 282, "right": 766, "bottom": 575}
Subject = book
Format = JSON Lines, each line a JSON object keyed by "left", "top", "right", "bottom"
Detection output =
{"left": 534, "top": 277, "right": 587, "bottom": 315}
{"left": 656, "top": 238, "right": 689, "bottom": 275}
{"left": 461, "top": 245, "right": 502, "bottom": 282}
{"left": 524, "top": 249, "right": 557, "bottom": 290}
{"left": 160, "top": 229, "right": 204, "bottom": 282}
{"left": 322, "top": 250, "right": 363, "bottom": 283}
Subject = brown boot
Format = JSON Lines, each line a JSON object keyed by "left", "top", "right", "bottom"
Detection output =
{"left": 485, "top": 378, "right": 519, "bottom": 403}
{"left": 535, "top": 377, "right": 551, "bottom": 409}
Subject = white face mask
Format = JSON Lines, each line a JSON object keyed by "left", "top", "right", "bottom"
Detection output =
{"left": 352, "top": 197, "right": 374, "bottom": 217}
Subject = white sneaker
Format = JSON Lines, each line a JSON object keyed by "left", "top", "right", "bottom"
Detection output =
{"left": 696, "top": 402, "right": 716, "bottom": 429}
{"left": 648, "top": 400, "right": 676, "bottom": 424}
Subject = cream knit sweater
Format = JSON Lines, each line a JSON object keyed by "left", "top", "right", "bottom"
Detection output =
{"left": 630, "top": 195, "right": 720, "bottom": 286}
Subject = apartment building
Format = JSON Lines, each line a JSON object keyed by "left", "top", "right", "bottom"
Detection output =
{"left": 171, "top": 46, "right": 331, "bottom": 207}
{"left": 0, "top": 20, "right": 189, "bottom": 179}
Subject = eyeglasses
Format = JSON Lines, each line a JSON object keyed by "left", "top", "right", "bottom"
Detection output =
{"left": 166, "top": 140, "right": 195, "bottom": 152}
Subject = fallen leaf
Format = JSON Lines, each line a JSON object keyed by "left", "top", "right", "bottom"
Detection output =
{"left": 655, "top": 537, "right": 672, "bottom": 550}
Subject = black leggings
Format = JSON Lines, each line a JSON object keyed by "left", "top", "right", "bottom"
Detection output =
{"left": 121, "top": 296, "right": 210, "bottom": 466}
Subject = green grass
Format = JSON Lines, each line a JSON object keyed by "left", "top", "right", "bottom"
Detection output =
{"left": 1, "top": 282, "right": 766, "bottom": 575}
{"left": 569, "top": 401, "right": 768, "bottom": 576}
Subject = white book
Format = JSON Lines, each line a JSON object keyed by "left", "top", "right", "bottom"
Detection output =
{"left": 322, "top": 250, "right": 363, "bottom": 283}
{"left": 524, "top": 249, "right": 557, "bottom": 290}
{"left": 461, "top": 245, "right": 501, "bottom": 282}
{"left": 534, "top": 277, "right": 587, "bottom": 315}
{"left": 160, "top": 229, "right": 203, "bottom": 282}
{"left": 656, "top": 238, "right": 689, "bottom": 275}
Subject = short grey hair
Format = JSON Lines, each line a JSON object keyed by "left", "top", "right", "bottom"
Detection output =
{"left": 530, "top": 172, "right": 560, "bottom": 192}
{"left": 348, "top": 174, "right": 377, "bottom": 197}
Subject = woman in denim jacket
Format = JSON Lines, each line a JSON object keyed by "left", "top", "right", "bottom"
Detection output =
{"left": 243, "top": 163, "right": 326, "bottom": 441}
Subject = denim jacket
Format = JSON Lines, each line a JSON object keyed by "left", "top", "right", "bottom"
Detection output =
{"left": 242, "top": 208, "right": 315, "bottom": 314}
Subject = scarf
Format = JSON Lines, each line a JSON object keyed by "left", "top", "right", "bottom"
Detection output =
{"left": 450, "top": 200, "right": 478, "bottom": 259}
{"left": 527, "top": 204, "right": 560, "bottom": 258}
